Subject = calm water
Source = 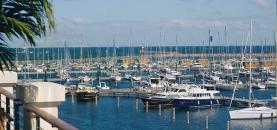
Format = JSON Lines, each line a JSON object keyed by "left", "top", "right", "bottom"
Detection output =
{"left": 58, "top": 88, "right": 277, "bottom": 130}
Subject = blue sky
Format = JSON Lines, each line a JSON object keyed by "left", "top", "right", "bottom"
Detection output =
{"left": 27, "top": 0, "right": 276, "bottom": 47}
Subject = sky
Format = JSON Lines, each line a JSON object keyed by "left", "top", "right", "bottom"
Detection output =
{"left": 15, "top": 0, "right": 276, "bottom": 47}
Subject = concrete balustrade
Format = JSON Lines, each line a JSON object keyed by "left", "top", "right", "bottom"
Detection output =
{"left": 0, "top": 71, "right": 17, "bottom": 129}
{"left": 16, "top": 82, "right": 65, "bottom": 130}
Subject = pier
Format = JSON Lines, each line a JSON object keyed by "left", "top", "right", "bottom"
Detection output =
{"left": 67, "top": 87, "right": 270, "bottom": 107}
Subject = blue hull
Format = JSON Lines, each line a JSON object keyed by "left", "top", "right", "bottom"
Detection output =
{"left": 172, "top": 99, "right": 221, "bottom": 108}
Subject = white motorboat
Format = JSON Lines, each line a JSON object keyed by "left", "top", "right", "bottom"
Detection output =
{"left": 96, "top": 82, "right": 110, "bottom": 90}
{"left": 171, "top": 84, "right": 220, "bottom": 108}
{"left": 140, "top": 83, "right": 190, "bottom": 107}
{"left": 252, "top": 81, "right": 266, "bottom": 89}
{"left": 190, "top": 62, "right": 204, "bottom": 71}
{"left": 170, "top": 70, "right": 182, "bottom": 77}
{"left": 266, "top": 77, "right": 277, "bottom": 87}
{"left": 124, "top": 73, "right": 132, "bottom": 80}
{"left": 215, "top": 79, "right": 234, "bottom": 91}
{"left": 132, "top": 76, "right": 142, "bottom": 81}
{"left": 111, "top": 74, "right": 122, "bottom": 82}
{"left": 148, "top": 77, "right": 165, "bottom": 88}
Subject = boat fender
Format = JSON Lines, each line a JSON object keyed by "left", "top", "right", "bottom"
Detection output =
{"left": 210, "top": 100, "right": 212, "bottom": 105}
{"left": 197, "top": 100, "right": 200, "bottom": 105}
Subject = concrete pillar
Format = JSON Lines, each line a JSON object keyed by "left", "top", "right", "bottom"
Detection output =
{"left": 0, "top": 71, "right": 17, "bottom": 127}
{"left": 16, "top": 82, "right": 65, "bottom": 130}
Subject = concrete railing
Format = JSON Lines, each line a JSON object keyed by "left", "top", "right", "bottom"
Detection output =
{"left": 24, "top": 104, "right": 77, "bottom": 130}
{"left": 0, "top": 86, "right": 78, "bottom": 130}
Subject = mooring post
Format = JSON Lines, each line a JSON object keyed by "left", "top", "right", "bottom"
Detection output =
{"left": 187, "top": 111, "right": 190, "bottom": 125}
{"left": 226, "top": 121, "right": 230, "bottom": 130}
{"left": 135, "top": 98, "right": 138, "bottom": 111}
{"left": 71, "top": 93, "right": 74, "bottom": 103}
{"left": 205, "top": 115, "right": 209, "bottom": 130}
{"left": 172, "top": 107, "right": 176, "bottom": 120}
{"left": 95, "top": 95, "right": 98, "bottom": 106}
{"left": 117, "top": 96, "right": 120, "bottom": 108}
{"left": 158, "top": 104, "right": 161, "bottom": 116}
{"left": 146, "top": 101, "right": 149, "bottom": 112}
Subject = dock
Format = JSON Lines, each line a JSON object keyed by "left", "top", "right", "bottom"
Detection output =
{"left": 216, "top": 96, "right": 269, "bottom": 107}
{"left": 66, "top": 87, "right": 271, "bottom": 108}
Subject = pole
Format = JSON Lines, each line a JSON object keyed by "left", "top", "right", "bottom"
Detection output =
{"left": 117, "top": 96, "right": 120, "bottom": 109}
{"left": 158, "top": 104, "right": 161, "bottom": 116}
{"left": 135, "top": 98, "right": 138, "bottom": 111}
{"left": 187, "top": 111, "right": 190, "bottom": 125}
{"left": 205, "top": 115, "right": 209, "bottom": 130}
{"left": 172, "top": 108, "right": 176, "bottom": 120}
{"left": 146, "top": 101, "right": 149, "bottom": 112}
{"left": 226, "top": 121, "right": 230, "bottom": 130}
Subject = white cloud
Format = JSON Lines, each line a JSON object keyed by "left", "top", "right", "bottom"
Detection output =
{"left": 254, "top": 0, "right": 267, "bottom": 7}
{"left": 170, "top": 19, "right": 245, "bottom": 29}
{"left": 71, "top": 16, "right": 90, "bottom": 25}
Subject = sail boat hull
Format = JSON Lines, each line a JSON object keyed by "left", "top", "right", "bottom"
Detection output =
{"left": 229, "top": 107, "right": 277, "bottom": 119}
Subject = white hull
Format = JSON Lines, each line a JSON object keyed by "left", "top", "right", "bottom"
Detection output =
{"left": 111, "top": 75, "right": 122, "bottom": 82}
{"left": 132, "top": 76, "right": 142, "bottom": 81}
{"left": 125, "top": 74, "right": 132, "bottom": 80}
{"left": 266, "top": 81, "right": 277, "bottom": 87}
{"left": 114, "top": 76, "right": 122, "bottom": 81}
{"left": 252, "top": 82, "right": 266, "bottom": 89}
{"left": 229, "top": 107, "right": 277, "bottom": 120}
{"left": 96, "top": 82, "right": 110, "bottom": 90}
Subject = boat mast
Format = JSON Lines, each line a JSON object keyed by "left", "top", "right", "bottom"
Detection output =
{"left": 175, "top": 33, "right": 178, "bottom": 71}
{"left": 275, "top": 0, "right": 277, "bottom": 90}
{"left": 248, "top": 19, "right": 253, "bottom": 107}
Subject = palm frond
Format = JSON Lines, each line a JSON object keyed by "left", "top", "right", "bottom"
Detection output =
{"left": 0, "top": 42, "right": 14, "bottom": 71}
{"left": 0, "top": 0, "right": 55, "bottom": 71}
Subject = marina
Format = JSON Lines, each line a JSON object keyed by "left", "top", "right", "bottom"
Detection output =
{"left": 0, "top": 0, "right": 276, "bottom": 130}
{"left": 10, "top": 44, "right": 276, "bottom": 129}
{"left": 2, "top": 44, "right": 276, "bottom": 130}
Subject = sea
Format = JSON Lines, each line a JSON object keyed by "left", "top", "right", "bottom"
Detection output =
{"left": 13, "top": 45, "right": 275, "bottom": 61}
{"left": 14, "top": 46, "right": 277, "bottom": 130}
{"left": 57, "top": 81, "right": 277, "bottom": 130}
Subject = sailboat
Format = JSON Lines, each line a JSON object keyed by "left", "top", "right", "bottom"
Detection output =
{"left": 228, "top": 20, "right": 277, "bottom": 120}
{"left": 110, "top": 39, "right": 122, "bottom": 82}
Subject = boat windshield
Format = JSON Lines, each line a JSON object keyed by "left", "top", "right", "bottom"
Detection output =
{"left": 178, "top": 89, "right": 186, "bottom": 92}
{"left": 167, "top": 79, "right": 176, "bottom": 83}
{"left": 100, "top": 82, "right": 106, "bottom": 87}
{"left": 151, "top": 79, "right": 159, "bottom": 84}
{"left": 170, "top": 88, "right": 179, "bottom": 92}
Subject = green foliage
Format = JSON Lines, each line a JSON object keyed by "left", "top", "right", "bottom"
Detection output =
{"left": 0, "top": 0, "right": 55, "bottom": 71}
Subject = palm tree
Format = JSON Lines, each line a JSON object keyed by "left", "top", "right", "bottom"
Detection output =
{"left": 0, "top": 0, "right": 55, "bottom": 71}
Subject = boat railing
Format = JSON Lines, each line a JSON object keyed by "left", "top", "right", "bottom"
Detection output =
{"left": 0, "top": 86, "right": 78, "bottom": 130}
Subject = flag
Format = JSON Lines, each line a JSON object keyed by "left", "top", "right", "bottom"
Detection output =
{"left": 208, "top": 29, "right": 213, "bottom": 44}
{"left": 209, "top": 35, "right": 213, "bottom": 43}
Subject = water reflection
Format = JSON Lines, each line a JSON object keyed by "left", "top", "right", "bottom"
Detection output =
{"left": 231, "top": 118, "right": 277, "bottom": 130}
